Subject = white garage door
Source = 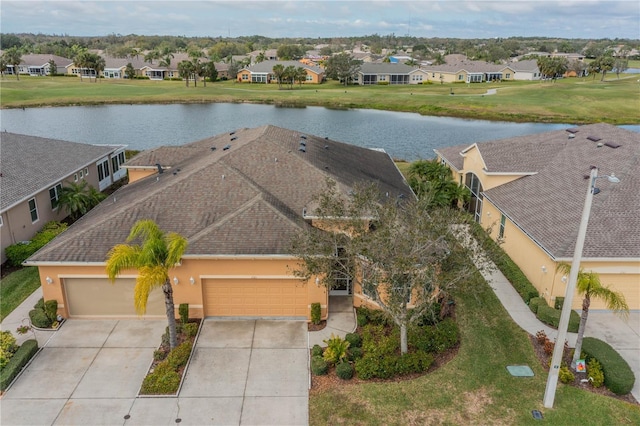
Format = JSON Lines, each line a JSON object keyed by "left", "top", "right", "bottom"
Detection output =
{"left": 203, "top": 279, "right": 308, "bottom": 318}
{"left": 64, "top": 278, "right": 165, "bottom": 318}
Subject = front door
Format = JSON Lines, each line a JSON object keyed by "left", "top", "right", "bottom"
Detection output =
{"left": 330, "top": 270, "right": 352, "bottom": 295}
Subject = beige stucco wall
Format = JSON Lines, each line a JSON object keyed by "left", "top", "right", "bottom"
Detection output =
{"left": 126, "top": 168, "right": 158, "bottom": 184}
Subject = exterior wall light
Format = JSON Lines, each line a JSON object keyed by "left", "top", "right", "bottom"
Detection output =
{"left": 173, "top": 276, "right": 179, "bottom": 285}
{"left": 45, "top": 276, "right": 54, "bottom": 285}
{"left": 189, "top": 277, "right": 196, "bottom": 285}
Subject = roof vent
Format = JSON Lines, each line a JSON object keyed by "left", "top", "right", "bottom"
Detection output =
{"left": 298, "top": 146, "right": 306, "bottom": 153}
{"left": 566, "top": 128, "right": 579, "bottom": 134}
{"left": 230, "top": 131, "right": 235, "bottom": 135}
{"left": 300, "top": 135, "right": 307, "bottom": 139}
{"left": 597, "top": 143, "right": 603, "bottom": 148}
{"left": 156, "top": 163, "right": 163, "bottom": 174}
{"left": 223, "top": 144, "right": 231, "bottom": 151}
{"left": 211, "top": 147, "right": 216, "bottom": 151}
{"left": 230, "top": 137, "right": 237, "bottom": 141}
{"left": 587, "top": 136, "right": 601, "bottom": 142}
{"left": 324, "top": 145, "right": 329, "bottom": 149}
{"left": 299, "top": 141, "right": 306, "bottom": 146}
{"left": 604, "top": 142, "right": 621, "bottom": 149}
{"left": 568, "top": 134, "right": 575, "bottom": 139}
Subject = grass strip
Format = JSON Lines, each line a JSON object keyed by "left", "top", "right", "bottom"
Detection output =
{"left": 0, "top": 267, "right": 40, "bottom": 322}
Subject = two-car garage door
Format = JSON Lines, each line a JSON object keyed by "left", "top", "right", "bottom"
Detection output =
{"left": 64, "top": 278, "right": 165, "bottom": 318}
{"left": 203, "top": 279, "right": 308, "bottom": 317}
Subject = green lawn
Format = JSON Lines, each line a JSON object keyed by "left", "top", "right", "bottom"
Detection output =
{"left": 1, "top": 75, "right": 639, "bottom": 124}
{"left": 309, "top": 263, "right": 640, "bottom": 425}
{"left": 0, "top": 267, "right": 40, "bottom": 322}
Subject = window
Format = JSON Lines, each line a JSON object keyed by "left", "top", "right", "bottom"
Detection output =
{"left": 458, "top": 74, "right": 464, "bottom": 80}
{"left": 28, "top": 198, "right": 39, "bottom": 222}
{"left": 74, "top": 173, "right": 78, "bottom": 182}
{"left": 499, "top": 214, "right": 506, "bottom": 239}
{"left": 49, "top": 183, "right": 62, "bottom": 209}
{"left": 97, "top": 159, "right": 110, "bottom": 181}
{"left": 0, "top": 215, "right": 3, "bottom": 227}
{"left": 242, "top": 73, "right": 248, "bottom": 80}
{"left": 84, "top": 167, "right": 89, "bottom": 176}
{"left": 80, "top": 170, "right": 83, "bottom": 179}
{"left": 505, "top": 73, "right": 511, "bottom": 79}
{"left": 464, "top": 173, "right": 483, "bottom": 223}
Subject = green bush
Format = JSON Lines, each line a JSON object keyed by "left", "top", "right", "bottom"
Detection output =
{"left": 323, "top": 334, "right": 350, "bottom": 365}
{"left": 5, "top": 222, "right": 67, "bottom": 266}
{"left": 536, "top": 305, "right": 579, "bottom": 332}
{"left": 311, "top": 355, "right": 328, "bottom": 376}
{"left": 0, "top": 331, "right": 18, "bottom": 368}
{"left": 528, "top": 297, "right": 547, "bottom": 314}
{"left": 140, "top": 361, "right": 181, "bottom": 394}
{"left": 587, "top": 358, "right": 605, "bottom": 388}
{"left": 409, "top": 318, "right": 460, "bottom": 354}
{"left": 412, "top": 303, "right": 443, "bottom": 326}
{"left": 336, "top": 361, "right": 354, "bottom": 380}
{"left": 377, "top": 81, "right": 389, "bottom": 85}
{"left": 554, "top": 296, "right": 565, "bottom": 310}
{"left": 356, "top": 312, "right": 368, "bottom": 327}
{"left": 166, "top": 341, "right": 192, "bottom": 370}
{"left": 44, "top": 299, "right": 58, "bottom": 321}
{"left": 356, "top": 306, "right": 393, "bottom": 327}
{"left": 183, "top": 322, "right": 198, "bottom": 338}
{"left": 345, "top": 333, "right": 362, "bottom": 348}
{"left": 0, "top": 339, "right": 38, "bottom": 391}
{"left": 311, "top": 344, "right": 324, "bottom": 358}
{"left": 153, "top": 349, "right": 166, "bottom": 361}
{"left": 29, "top": 308, "right": 52, "bottom": 328}
{"left": 348, "top": 347, "right": 363, "bottom": 361}
{"left": 559, "top": 366, "right": 575, "bottom": 384}
{"left": 34, "top": 298, "right": 44, "bottom": 310}
{"left": 311, "top": 302, "right": 321, "bottom": 325}
{"left": 395, "top": 351, "right": 434, "bottom": 375}
{"left": 582, "top": 337, "right": 635, "bottom": 395}
{"left": 179, "top": 304, "right": 189, "bottom": 325}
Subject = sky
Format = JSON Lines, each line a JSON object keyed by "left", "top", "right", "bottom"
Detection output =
{"left": 1, "top": 0, "right": 639, "bottom": 40}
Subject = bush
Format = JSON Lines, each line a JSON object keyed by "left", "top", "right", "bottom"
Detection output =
{"left": 311, "top": 302, "right": 321, "bottom": 325}
{"left": 34, "top": 298, "right": 44, "bottom": 310}
{"left": 582, "top": 337, "right": 635, "bottom": 395}
{"left": 311, "top": 355, "right": 328, "bottom": 375}
{"left": 183, "top": 322, "right": 198, "bottom": 338}
{"left": 5, "top": 222, "right": 67, "bottom": 266}
{"left": 559, "top": 366, "right": 575, "bottom": 384}
{"left": 0, "top": 331, "right": 18, "bottom": 368}
{"left": 140, "top": 361, "right": 181, "bottom": 394}
{"left": 166, "top": 341, "right": 192, "bottom": 370}
{"left": 311, "top": 344, "right": 324, "bottom": 358}
{"left": 323, "top": 334, "right": 350, "bottom": 365}
{"left": 336, "top": 361, "right": 354, "bottom": 380}
{"left": 179, "top": 304, "right": 189, "bottom": 325}
{"left": 345, "top": 333, "right": 362, "bottom": 348}
{"left": 356, "top": 312, "right": 368, "bottom": 327}
{"left": 348, "top": 347, "right": 363, "bottom": 361}
{"left": 153, "top": 349, "right": 166, "bottom": 361}
{"left": 536, "top": 305, "right": 580, "bottom": 332}
{"left": 395, "top": 351, "right": 434, "bottom": 375}
{"left": 554, "top": 296, "right": 565, "bottom": 310}
{"left": 0, "top": 339, "right": 38, "bottom": 391}
{"left": 587, "top": 358, "right": 605, "bottom": 388}
{"left": 409, "top": 318, "right": 459, "bottom": 354}
{"left": 29, "top": 308, "right": 52, "bottom": 328}
{"left": 528, "top": 297, "right": 547, "bottom": 314}
{"left": 44, "top": 299, "right": 58, "bottom": 321}
{"left": 412, "top": 303, "right": 443, "bottom": 326}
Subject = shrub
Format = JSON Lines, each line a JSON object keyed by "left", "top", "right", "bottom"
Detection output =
{"left": 183, "top": 322, "right": 198, "bottom": 338}
{"left": 44, "top": 299, "right": 58, "bottom": 321}
{"left": 587, "top": 358, "right": 605, "bottom": 388}
{"left": 179, "top": 304, "right": 189, "bottom": 325}
{"left": 0, "top": 339, "right": 38, "bottom": 391}
{"left": 310, "top": 302, "right": 321, "bottom": 325}
{"left": 528, "top": 297, "right": 547, "bottom": 314}
{"left": 153, "top": 349, "right": 166, "bottom": 361}
{"left": 348, "top": 347, "right": 363, "bottom": 361}
{"left": 535, "top": 305, "right": 580, "bottom": 332}
{"left": 34, "top": 298, "right": 44, "bottom": 310}
{"left": 409, "top": 318, "right": 459, "bottom": 354}
{"left": 559, "top": 366, "right": 575, "bottom": 384}
{"left": 5, "top": 222, "right": 67, "bottom": 266}
{"left": 311, "top": 344, "right": 324, "bottom": 358}
{"left": 0, "top": 331, "right": 18, "bottom": 368}
{"left": 323, "top": 334, "right": 350, "bottom": 365}
{"left": 543, "top": 340, "right": 555, "bottom": 355}
{"left": 554, "top": 296, "right": 565, "bottom": 310}
{"left": 336, "top": 361, "right": 354, "bottom": 380}
{"left": 535, "top": 330, "right": 548, "bottom": 345}
{"left": 166, "top": 341, "right": 192, "bottom": 370}
{"left": 582, "top": 337, "right": 635, "bottom": 395}
{"left": 395, "top": 351, "right": 434, "bottom": 375}
{"left": 140, "top": 361, "right": 181, "bottom": 394}
{"left": 311, "top": 355, "right": 328, "bottom": 375}
{"left": 412, "top": 303, "right": 443, "bottom": 326}
{"left": 356, "top": 312, "right": 368, "bottom": 327}
{"left": 29, "top": 308, "right": 52, "bottom": 328}
{"left": 345, "top": 333, "right": 362, "bottom": 348}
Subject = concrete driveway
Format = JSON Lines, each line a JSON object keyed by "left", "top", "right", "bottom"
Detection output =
{"left": 0, "top": 318, "right": 309, "bottom": 426}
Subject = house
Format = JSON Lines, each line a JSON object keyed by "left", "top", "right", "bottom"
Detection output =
{"left": 435, "top": 123, "right": 640, "bottom": 310}
{"left": 421, "top": 61, "right": 515, "bottom": 83}
{"left": 25, "top": 126, "right": 412, "bottom": 320}
{"left": 1, "top": 133, "right": 126, "bottom": 263}
{"left": 101, "top": 56, "right": 148, "bottom": 79}
{"left": 5, "top": 54, "right": 72, "bottom": 76}
{"left": 508, "top": 60, "right": 542, "bottom": 81}
{"left": 356, "top": 63, "right": 415, "bottom": 85}
{"left": 237, "top": 61, "right": 324, "bottom": 84}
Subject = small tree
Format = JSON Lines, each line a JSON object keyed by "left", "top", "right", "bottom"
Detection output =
{"left": 57, "top": 181, "right": 106, "bottom": 222}
{"left": 272, "top": 64, "right": 285, "bottom": 89}
{"left": 408, "top": 159, "right": 469, "bottom": 208}
{"left": 48, "top": 59, "right": 57, "bottom": 77}
{"left": 125, "top": 62, "right": 136, "bottom": 80}
{"left": 3, "top": 47, "right": 22, "bottom": 80}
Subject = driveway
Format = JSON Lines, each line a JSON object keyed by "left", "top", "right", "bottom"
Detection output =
{"left": 0, "top": 319, "right": 309, "bottom": 425}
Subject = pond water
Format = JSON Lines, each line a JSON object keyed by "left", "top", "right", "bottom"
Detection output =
{"left": 1, "top": 104, "right": 637, "bottom": 160}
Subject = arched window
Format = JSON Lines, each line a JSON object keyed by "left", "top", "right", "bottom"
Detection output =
{"left": 465, "top": 173, "right": 483, "bottom": 222}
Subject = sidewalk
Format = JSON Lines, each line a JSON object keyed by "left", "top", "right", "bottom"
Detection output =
{"left": 0, "top": 286, "right": 56, "bottom": 347}
{"left": 308, "top": 296, "right": 356, "bottom": 348}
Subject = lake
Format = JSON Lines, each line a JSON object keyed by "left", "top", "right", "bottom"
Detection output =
{"left": 1, "top": 104, "right": 637, "bottom": 160}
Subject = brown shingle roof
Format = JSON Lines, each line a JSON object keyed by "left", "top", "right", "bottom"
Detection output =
{"left": 27, "top": 125, "right": 412, "bottom": 263}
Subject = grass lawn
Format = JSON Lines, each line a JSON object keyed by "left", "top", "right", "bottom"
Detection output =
{"left": 0, "top": 267, "right": 40, "bottom": 322}
{"left": 1, "top": 75, "right": 639, "bottom": 124}
{"left": 309, "top": 266, "right": 640, "bottom": 425}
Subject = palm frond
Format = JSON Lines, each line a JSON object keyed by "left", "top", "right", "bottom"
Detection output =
{"left": 133, "top": 265, "right": 167, "bottom": 315}
{"left": 105, "top": 244, "right": 141, "bottom": 281}
{"left": 165, "top": 232, "right": 188, "bottom": 267}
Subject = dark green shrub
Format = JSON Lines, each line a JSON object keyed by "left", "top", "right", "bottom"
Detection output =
{"left": 528, "top": 297, "right": 547, "bottom": 314}
{"left": 0, "top": 331, "right": 18, "bottom": 368}
{"left": 368, "top": 309, "right": 394, "bottom": 327}
{"left": 5, "top": 222, "right": 67, "bottom": 266}
{"left": 355, "top": 353, "right": 398, "bottom": 379}
{"left": 29, "top": 308, "right": 52, "bottom": 328}
{"left": 311, "top": 344, "right": 324, "bottom": 358}
{"left": 183, "top": 322, "right": 198, "bottom": 338}
{"left": 348, "top": 347, "right": 363, "bottom": 361}
{"left": 0, "top": 339, "right": 38, "bottom": 391}
{"left": 311, "top": 355, "right": 328, "bottom": 375}
{"left": 44, "top": 300, "right": 58, "bottom": 321}
{"left": 412, "top": 303, "right": 443, "bottom": 326}
{"left": 356, "top": 312, "right": 368, "bottom": 327}
{"left": 554, "top": 297, "right": 565, "bottom": 310}
{"left": 166, "top": 341, "right": 192, "bottom": 369}
{"left": 395, "top": 351, "right": 434, "bottom": 375}
{"left": 34, "top": 298, "right": 44, "bottom": 310}
{"left": 582, "top": 337, "right": 635, "bottom": 395}
{"left": 336, "top": 361, "right": 354, "bottom": 380}
{"left": 567, "top": 310, "right": 580, "bottom": 333}
{"left": 179, "top": 304, "right": 189, "bottom": 325}
{"left": 536, "top": 305, "right": 579, "bottom": 332}
{"left": 153, "top": 349, "right": 166, "bottom": 361}
{"left": 140, "top": 361, "right": 181, "bottom": 394}
{"left": 409, "top": 318, "right": 459, "bottom": 354}
{"left": 311, "top": 302, "right": 321, "bottom": 325}
{"left": 345, "top": 333, "right": 362, "bottom": 348}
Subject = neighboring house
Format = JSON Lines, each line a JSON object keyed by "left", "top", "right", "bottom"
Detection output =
{"left": 25, "top": 125, "right": 411, "bottom": 321}
{"left": 421, "top": 61, "right": 515, "bottom": 83}
{"left": 102, "top": 56, "right": 148, "bottom": 79}
{"left": 508, "top": 60, "right": 542, "bottom": 81}
{"left": 0, "top": 133, "right": 126, "bottom": 263}
{"left": 6, "top": 54, "right": 72, "bottom": 76}
{"left": 356, "top": 63, "right": 416, "bottom": 85}
{"left": 139, "top": 52, "right": 194, "bottom": 80}
{"left": 435, "top": 123, "right": 640, "bottom": 310}
{"left": 237, "top": 61, "right": 324, "bottom": 84}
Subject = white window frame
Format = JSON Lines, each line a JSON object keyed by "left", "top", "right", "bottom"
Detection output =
{"left": 84, "top": 167, "right": 89, "bottom": 176}
{"left": 0, "top": 215, "right": 3, "bottom": 227}
{"left": 74, "top": 173, "right": 78, "bottom": 182}
{"left": 28, "top": 198, "right": 39, "bottom": 223}
{"left": 49, "top": 183, "right": 63, "bottom": 210}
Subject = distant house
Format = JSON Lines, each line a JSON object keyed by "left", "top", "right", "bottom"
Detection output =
{"left": 508, "top": 60, "right": 542, "bottom": 81}
{"left": 421, "top": 60, "right": 515, "bottom": 83}
{"left": 102, "top": 56, "right": 147, "bottom": 79}
{"left": 6, "top": 54, "right": 72, "bottom": 76}
{"left": 0, "top": 134, "right": 126, "bottom": 263}
{"left": 435, "top": 123, "right": 640, "bottom": 310}
{"left": 356, "top": 63, "right": 415, "bottom": 85}
{"left": 237, "top": 61, "right": 324, "bottom": 84}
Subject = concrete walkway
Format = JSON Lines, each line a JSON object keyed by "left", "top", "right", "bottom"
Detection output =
{"left": 308, "top": 296, "right": 356, "bottom": 348}
{"left": 452, "top": 225, "right": 639, "bottom": 401}
{"left": 0, "top": 286, "right": 57, "bottom": 347}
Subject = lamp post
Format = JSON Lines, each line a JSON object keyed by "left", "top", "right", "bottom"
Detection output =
{"left": 543, "top": 167, "right": 620, "bottom": 408}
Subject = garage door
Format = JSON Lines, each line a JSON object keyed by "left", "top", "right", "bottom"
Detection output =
{"left": 64, "top": 278, "right": 165, "bottom": 318}
{"left": 203, "top": 279, "right": 308, "bottom": 317}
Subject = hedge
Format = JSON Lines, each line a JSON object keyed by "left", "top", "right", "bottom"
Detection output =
{"left": 582, "top": 337, "right": 635, "bottom": 395}
{"left": 536, "top": 305, "right": 580, "bottom": 332}
{"left": 528, "top": 297, "right": 547, "bottom": 314}
{"left": 5, "top": 221, "right": 67, "bottom": 266}
{"left": 0, "top": 339, "right": 39, "bottom": 391}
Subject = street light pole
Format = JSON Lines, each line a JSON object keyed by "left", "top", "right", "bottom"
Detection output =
{"left": 543, "top": 167, "right": 619, "bottom": 408}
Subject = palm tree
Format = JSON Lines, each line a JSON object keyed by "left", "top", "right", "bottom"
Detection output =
{"left": 3, "top": 47, "right": 22, "bottom": 80}
{"left": 178, "top": 60, "right": 194, "bottom": 87}
{"left": 106, "top": 220, "right": 188, "bottom": 349}
{"left": 272, "top": 64, "right": 285, "bottom": 89}
{"left": 93, "top": 54, "right": 105, "bottom": 83}
{"left": 556, "top": 263, "right": 629, "bottom": 366}
{"left": 57, "top": 181, "right": 106, "bottom": 222}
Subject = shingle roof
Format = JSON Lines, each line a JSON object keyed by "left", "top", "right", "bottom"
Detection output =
{"left": 244, "top": 61, "right": 323, "bottom": 74}
{"left": 359, "top": 63, "right": 415, "bottom": 74}
{"left": 0, "top": 133, "right": 122, "bottom": 211}
{"left": 438, "top": 123, "right": 640, "bottom": 260}
{"left": 27, "top": 125, "right": 412, "bottom": 263}
{"left": 18, "top": 54, "right": 73, "bottom": 67}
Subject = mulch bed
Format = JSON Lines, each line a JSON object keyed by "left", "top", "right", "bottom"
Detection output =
{"left": 308, "top": 320, "right": 327, "bottom": 332}
{"left": 528, "top": 334, "right": 638, "bottom": 405}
